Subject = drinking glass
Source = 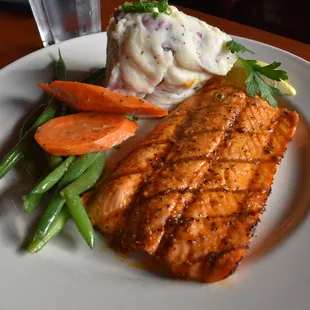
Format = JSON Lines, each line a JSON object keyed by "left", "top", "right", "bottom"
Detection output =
{"left": 29, "top": 0, "right": 102, "bottom": 47}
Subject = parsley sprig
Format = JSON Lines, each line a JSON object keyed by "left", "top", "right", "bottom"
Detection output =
{"left": 226, "top": 40, "right": 288, "bottom": 107}
{"left": 119, "top": 0, "right": 172, "bottom": 18}
{"left": 226, "top": 40, "right": 254, "bottom": 55}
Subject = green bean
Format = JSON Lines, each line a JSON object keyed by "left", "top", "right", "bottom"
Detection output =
{"left": 0, "top": 97, "right": 58, "bottom": 180}
{"left": 30, "top": 156, "right": 75, "bottom": 195}
{"left": 56, "top": 49, "right": 67, "bottom": 81}
{"left": 22, "top": 192, "right": 45, "bottom": 213}
{"left": 22, "top": 152, "right": 62, "bottom": 213}
{"left": 34, "top": 191, "right": 67, "bottom": 239}
{"left": 45, "top": 153, "right": 63, "bottom": 170}
{"left": 20, "top": 105, "right": 45, "bottom": 140}
{"left": 60, "top": 152, "right": 106, "bottom": 197}
{"left": 27, "top": 208, "right": 70, "bottom": 253}
{"left": 20, "top": 108, "right": 44, "bottom": 180}
{"left": 0, "top": 150, "right": 24, "bottom": 180}
{"left": 58, "top": 152, "right": 101, "bottom": 188}
{"left": 32, "top": 96, "right": 59, "bottom": 128}
{"left": 63, "top": 193, "right": 95, "bottom": 248}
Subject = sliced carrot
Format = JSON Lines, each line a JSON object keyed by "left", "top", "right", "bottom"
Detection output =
{"left": 37, "top": 81, "right": 168, "bottom": 117}
{"left": 34, "top": 112, "right": 138, "bottom": 156}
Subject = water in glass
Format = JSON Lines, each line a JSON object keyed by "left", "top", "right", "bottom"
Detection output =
{"left": 29, "top": 0, "right": 102, "bottom": 47}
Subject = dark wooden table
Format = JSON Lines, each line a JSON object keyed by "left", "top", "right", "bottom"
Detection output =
{"left": 0, "top": 0, "right": 309, "bottom": 69}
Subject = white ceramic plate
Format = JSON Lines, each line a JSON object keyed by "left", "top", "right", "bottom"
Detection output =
{"left": 0, "top": 32, "right": 309, "bottom": 310}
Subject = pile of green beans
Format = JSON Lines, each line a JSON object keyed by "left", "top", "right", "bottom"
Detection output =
{"left": 0, "top": 49, "right": 107, "bottom": 252}
{"left": 26, "top": 151, "right": 106, "bottom": 251}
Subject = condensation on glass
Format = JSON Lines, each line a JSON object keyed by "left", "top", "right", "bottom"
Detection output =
{"left": 29, "top": 0, "right": 102, "bottom": 47}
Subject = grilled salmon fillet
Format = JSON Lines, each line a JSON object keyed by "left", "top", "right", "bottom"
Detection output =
{"left": 85, "top": 77, "right": 299, "bottom": 283}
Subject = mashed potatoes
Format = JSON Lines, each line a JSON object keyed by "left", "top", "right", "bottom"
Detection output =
{"left": 105, "top": 6, "right": 237, "bottom": 110}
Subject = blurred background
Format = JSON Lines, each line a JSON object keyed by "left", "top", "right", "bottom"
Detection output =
{"left": 171, "top": 0, "right": 309, "bottom": 44}
{"left": 0, "top": 0, "right": 309, "bottom": 44}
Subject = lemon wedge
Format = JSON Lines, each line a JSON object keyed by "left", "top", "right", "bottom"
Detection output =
{"left": 226, "top": 59, "right": 296, "bottom": 96}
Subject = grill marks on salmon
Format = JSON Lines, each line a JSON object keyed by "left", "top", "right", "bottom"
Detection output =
{"left": 85, "top": 77, "right": 299, "bottom": 283}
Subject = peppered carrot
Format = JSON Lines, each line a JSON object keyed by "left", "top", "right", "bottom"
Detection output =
{"left": 36, "top": 81, "right": 168, "bottom": 117}
{"left": 34, "top": 112, "right": 138, "bottom": 156}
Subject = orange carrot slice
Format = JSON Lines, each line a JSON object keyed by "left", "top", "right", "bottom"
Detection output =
{"left": 34, "top": 112, "right": 138, "bottom": 156}
{"left": 37, "top": 81, "right": 168, "bottom": 117}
